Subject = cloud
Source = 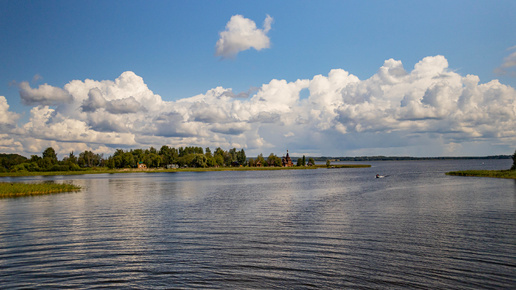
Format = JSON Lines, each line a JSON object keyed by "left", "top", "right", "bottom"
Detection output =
{"left": 494, "top": 45, "right": 516, "bottom": 76}
{"left": 18, "top": 82, "right": 73, "bottom": 105}
{"left": 106, "top": 96, "right": 142, "bottom": 114}
{"left": 4, "top": 55, "right": 516, "bottom": 158}
{"left": 215, "top": 14, "right": 273, "bottom": 59}
{"left": 210, "top": 122, "right": 251, "bottom": 135}
{"left": 32, "top": 74, "right": 43, "bottom": 83}
{"left": 81, "top": 88, "right": 107, "bottom": 112}
{"left": 0, "top": 96, "right": 19, "bottom": 126}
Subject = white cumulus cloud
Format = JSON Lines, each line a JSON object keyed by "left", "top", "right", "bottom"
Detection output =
{"left": 3, "top": 55, "right": 516, "bottom": 157}
{"left": 0, "top": 96, "right": 19, "bottom": 126}
{"left": 18, "top": 82, "right": 73, "bottom": 105}
{"left": 216, "top": 14, "right": 273, "bottom": 59}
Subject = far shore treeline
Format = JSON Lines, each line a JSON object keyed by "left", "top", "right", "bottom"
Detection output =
{"left": 1, "top": 146, "right": 514, "bottom": 174}
{"left": 0, "top": 146, "right": 318, "bottom": 173}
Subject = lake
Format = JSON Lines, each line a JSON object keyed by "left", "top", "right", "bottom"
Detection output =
{"left": 0, "top": 159, "right": 515, "bottom": 288}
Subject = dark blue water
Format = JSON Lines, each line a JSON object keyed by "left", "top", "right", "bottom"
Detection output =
{"left": 0, "top": 160, "right": 515, "bottom": 288}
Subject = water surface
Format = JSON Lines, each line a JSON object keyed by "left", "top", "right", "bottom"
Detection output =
{"left": 0, "top": 160, "right": 515, "bottom": 288}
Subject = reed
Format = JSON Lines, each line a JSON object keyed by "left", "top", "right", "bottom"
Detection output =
{"left": 446, "top": 170, "right": 516, "bottom": 179}
{"left": 0, "top": 182, "right": 81, "bottom": 197}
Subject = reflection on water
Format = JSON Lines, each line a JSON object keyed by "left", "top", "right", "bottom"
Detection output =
{"left": 0, "top": 160, "right": 515, "bottom": 288}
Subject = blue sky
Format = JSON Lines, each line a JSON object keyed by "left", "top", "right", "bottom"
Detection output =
{"left": 1, "top": 0, "right": 515, "bottom": 158}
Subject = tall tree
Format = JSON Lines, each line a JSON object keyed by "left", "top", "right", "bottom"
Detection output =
{"left": 107, "top": 156, "right": 115, "bottom": 169}
{"left": 237, "top": 149, "right": 246, "bottom": 166}
{"left": 78, "top": 151, "right": 101, "bottom": 167}
{"left": 205, "top": 147, "right": 212, "bottom": 158}
{"left": 42, "top": 147, "right": 58, "bottom": 164}
{"left": 67, "top": 152, "right": 77, "bottom": 165}
{"left": 122, "top": 152, "right": 135, "bottom": 168}
{"left": 511, "top": 149, "right": 516, "bottom": 170}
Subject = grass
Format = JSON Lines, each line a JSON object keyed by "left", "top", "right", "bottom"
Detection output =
{"left": 446, "top": 170, "right": 516, "bottom": 179}
{"left": 0, "top": 164, "right": 371, "bottom": 176}
{"left": 0, "top": 182, "right": 81, "bottom": 198}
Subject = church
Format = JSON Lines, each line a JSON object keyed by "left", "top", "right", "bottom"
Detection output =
{"left": 282, "top": 150, "right": 294, "bottom": 167}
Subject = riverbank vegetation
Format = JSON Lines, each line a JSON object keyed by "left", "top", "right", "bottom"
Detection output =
{"left": 0, "top": 163, "right": 371, "bottom": 177}
{"left": 0, "top": 182, "right": 81, "bottom": 197}
{"left": 1, "top": 146, "right": 371, "bottom": 176}
{"left": 446, "top": 150, "right": 516, "bottom": 179}
{"left": 446, "top": 170, "right": 516, "bottom": 179}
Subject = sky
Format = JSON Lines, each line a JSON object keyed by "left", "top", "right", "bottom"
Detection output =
{"left": 1, "top": 0, "right": 516, "bottom": 158}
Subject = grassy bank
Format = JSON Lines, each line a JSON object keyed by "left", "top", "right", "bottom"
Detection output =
{"left": 446, "top": 170, "right": 516, "bottom": 179}
{"left": 0, "top": 182, "right": 81, "bottom": 198}
{"left": 0, "top": 164, "right": 371, "bottom": 177}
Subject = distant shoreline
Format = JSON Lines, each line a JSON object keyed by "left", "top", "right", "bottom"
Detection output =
{"left": 446, "top": 170, "right": 516, "bottom": 179}
{"left": 0, "top": 164, "right": 371, "bottom": 177}
{"left": 312, "top": 155, "right": 511, "bottom": 162}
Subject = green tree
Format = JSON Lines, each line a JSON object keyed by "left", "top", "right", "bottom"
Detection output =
{"left": 113, "top": 155, "right": 123, "bottom": 168}
{"left": 145, "top": 153, "right": 162, "bottom": 168}
{"left": 42, "top": 147, "right": 58, "bottom": 164}
{"left": 237, "top": 149, "right": 246, "bottom": 166}
{"left": 214, "top": 154, "right": 224, "bottom": 167}
{"left": 107, "top": 156, "right": 115, "bottom": 169}
{"left": 511, "top": 149, "right": 516, "bottom": 170}
{"left": 37, "top": 157, "right": 54, "bottom": 171}
{"left": 122, "top": 152, "right": 135, "bottom": 168}
{"left": 206, "top": 156, "right": 216, "bottom": 167}
{"left": 78, "top": 151, "right": 102, "bottom": 167}
{"left": 159, "top": 145, "right": 178, "bottom": 165}
{"left": 326, "top": 159, "right": 331, "bottom": 168}
{"left": 308, "top": 157, "right": 315, "bottom": 166}
{"left": 132, "top": 149, "right": 144, "bottom": 163}
{"left": 30, "top": 155, "right": 41, "bottom": 163}
{"left": 302, "top": 155, "right": 306, "bottom": 166}
{"left": 0, "top": 153, "right": 28, "bottom": 171}
{"left": 205, "top": 147, "right": 212, "bottom": 158}
{"left": 256, "top": 154, "right": 266, "bottom": 167}
{"left": 191, "top": 154, "right": 208, "bottom": 168}
{"left": 267, "top": 153, "right": 281, "bottom": 167}
{"left": 67, "top": 152, "right": 78, "bottom": 165}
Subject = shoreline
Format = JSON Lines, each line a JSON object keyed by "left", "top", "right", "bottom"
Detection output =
{"left": 446, "top": 170, "right": 516, "bottom": 179}
{"left": 0, "top": 164, "right": 371, "bottom": 177}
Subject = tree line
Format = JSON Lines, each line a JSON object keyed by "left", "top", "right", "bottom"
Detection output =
{"left": 5, "top": 146, "right": 512, "bottom": 173}
{"left": 0, "top": 148, "right": 104, "bottom": 172}
{"left": 0, "top": 146, "right": 315, "bottom": 173}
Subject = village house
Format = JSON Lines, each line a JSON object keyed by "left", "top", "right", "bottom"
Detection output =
{"left": 138, "top": 162, "right": 147, "bottom": 169}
